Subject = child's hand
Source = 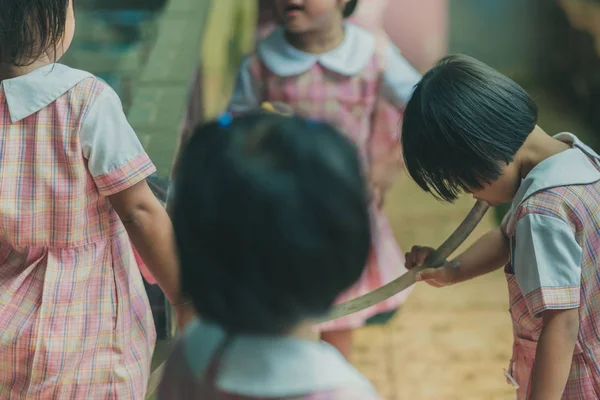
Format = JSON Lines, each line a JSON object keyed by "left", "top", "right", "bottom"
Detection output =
{"left": 405, "top": 245, "right": 460, "bottom": 288}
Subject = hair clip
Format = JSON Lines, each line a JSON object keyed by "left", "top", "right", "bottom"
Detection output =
{"left": 217, "top": 112, "right": 233, "bottom": 127}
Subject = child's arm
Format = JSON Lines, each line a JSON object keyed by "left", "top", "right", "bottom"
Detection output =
{"left": 405, "top": 227, "right": 509, "bottom": 287}
{"left": 511, "top": 212, "right": 583, "bottom": 399}
{"left": 528, "top": 309, "right": 579, "bottom": 400}
{"left": 81, "top": 82, "right": 185, "bottom": 313}
{"left": 368, "top": 42, "right": 422, "bottom": 204}
{"left": 108, "top": 182, "right": 181, "bottom": 305}
{"left": 380, "top": 43, "right": 422, "bottom": 110}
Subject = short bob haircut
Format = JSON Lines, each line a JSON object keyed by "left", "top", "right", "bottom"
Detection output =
{"left": 401, "top": 54, "right": 539, "bottom": 202}
{"left": 0, "top": 0, "right": 71, "bottom": 66}
{"left": 173, "top": 113, "right": 371, "bottom": 334}
{"left": 344, "top": 0, "right": 359, "bottom": 18}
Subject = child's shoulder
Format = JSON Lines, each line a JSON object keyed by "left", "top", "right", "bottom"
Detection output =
{"left": 513, "top": 134, "right": 600, "bottom": 227}
{"left": 2, "top": 64, "right": 110, "bottom": 122}
{"left": 170, "top": 319, "right": 379, "bottom": 398}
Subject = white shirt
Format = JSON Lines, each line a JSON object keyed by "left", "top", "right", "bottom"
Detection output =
{"left": 179, "top": 319, "right": 379, "bottom": 397}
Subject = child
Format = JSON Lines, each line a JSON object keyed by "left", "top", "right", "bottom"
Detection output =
{"left": 173, "top": 0, "right": 397, "bottom": 176}
{"left": 0, "top": 1, "right": 189, "bottom": 397}
{"left": 158, "top": 113, "right": 382, "bottom": 399}
{"left": 225, "top": 0, "right": 421, "bottom": 358}
{"left": 402, "top": 54, "right": 600, "bottom": 399}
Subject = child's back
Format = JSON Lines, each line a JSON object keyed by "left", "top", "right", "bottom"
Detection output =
{"left": 159, "top": 113, "right": 382, "bottom": 399}
{"left": 0, "top": 1, "right": 184, "bottom": 396}
{"left": 0, "top": 63, "right": 156, "bottom": 398}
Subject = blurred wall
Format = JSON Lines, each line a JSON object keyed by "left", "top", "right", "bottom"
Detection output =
{"left": 382, "top": 0, "right": 449, "bottom": 72}
{"left": 447, "top": 0, "right": 559, "bottom": 79}
{"left": 381, "top": 0, "right": 560, "bottom": 79}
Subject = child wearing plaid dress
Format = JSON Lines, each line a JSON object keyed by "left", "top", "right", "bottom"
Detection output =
{"left": 0, "top": 1, "right": 188, "bottom": 398}
{"left": 226, "top": 0, "right": 421, "bottom": 359}
{"left": 403, "top": 54, "right": 600, "bottom": 399}
{"left": 158, "top": 113, "right": 381, "bottom": 399}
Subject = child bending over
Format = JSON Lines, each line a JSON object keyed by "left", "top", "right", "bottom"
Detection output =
{"left": 158, "top": 113, "right": 381, "bottom": 399}
{"left": 403, "top": 54, "right": 600, "bottom": 400}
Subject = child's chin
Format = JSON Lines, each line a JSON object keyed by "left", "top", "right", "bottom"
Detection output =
{"left": 283, "top": 22, "right": 311, "bottom": 33}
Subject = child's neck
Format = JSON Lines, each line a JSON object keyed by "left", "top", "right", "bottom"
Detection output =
{"left": 287, "top": 320, "right": 319, "bottom": 341}
{"left": 0, "top": 58, "right": 52, "bottom": 82}
{"left": 517, "top": 126, "right": 572, "bottom": 179}
{"left": 284, "top": 23, "right": 345, "bottom": 54}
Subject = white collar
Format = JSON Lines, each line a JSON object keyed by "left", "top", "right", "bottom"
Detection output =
{"left": 182, "top": 319, "right": 375, "bottom": 397}
{"left": 1, "top": 63, "right": 93, "bottom": 123}
{"left": 257, "top": 23, "right": 376, "bottom": 77}
{"left": 512, "top": 132, "right": 600, "bottom": 209}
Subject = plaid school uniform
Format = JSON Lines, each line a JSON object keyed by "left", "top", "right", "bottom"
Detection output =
{"left": 501, "top": 133, "right": 600, "bottom": 399}
{"left": 0, "top": 64, "right": 156, "bottom": 399}
{"left": 237, "top": 24, "right": 418, "bottom": 330}
{"left": 158, "top": 320, "right": 382, "bottom": 399}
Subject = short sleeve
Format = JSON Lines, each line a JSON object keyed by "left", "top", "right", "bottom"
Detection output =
{"left": 81, "top": 83, "right": 156, "bottom": 196}
{"left": 227, "top": 56, "right": 261, "bottom": 114}
{"left": 381, "top": 44, "right": 422, "bottom": 109}
{"left": 514, "top": 213, "right": 582, "bottom": 316}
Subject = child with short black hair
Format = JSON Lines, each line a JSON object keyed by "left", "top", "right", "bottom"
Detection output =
{"left": 158, "top": 113, "right": 382, "bottom": 399}
{"left": 403, "top": 54, "right": 600, "bottom": 399}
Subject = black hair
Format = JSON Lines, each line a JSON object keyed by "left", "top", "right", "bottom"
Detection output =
{"left": 343, "top": 0, "right": 359, "bottom": 18}
{"left": 173, "top": 113, "right": 371, "bottom": 334}
{"left": 0, "top": 0, "right": 71, "bottom": 66}
{"left": 401, "top": 54, "right": 538, "bottom": 202}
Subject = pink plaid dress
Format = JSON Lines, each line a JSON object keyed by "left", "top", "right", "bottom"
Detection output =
{"left": 0, "top": 64, "right": 156, "bottom": 399}
{"left": 501, "top": 133, "right": 600, "bottom": 399}
{"left": 227, "top": 24, "right": 421, "bottom": 330}
{"left": 158, "top": 320, "right": 382, "bottom": 399}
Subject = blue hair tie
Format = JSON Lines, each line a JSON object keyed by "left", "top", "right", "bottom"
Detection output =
{"left": 306, "top": 118, "right": 319, "bottom": 127}
{"left": 217, "top": 112, "right": 233, "bottom": 127}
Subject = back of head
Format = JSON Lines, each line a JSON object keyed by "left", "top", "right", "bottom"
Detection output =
{"left": 344, "top": 0, "right": 359, "bottom": 18}
{"left": 173, "top": 113, "right": 371, "bottom": 334}
{"left": 0, "top": 0, "right": 70, "bottom": 65}
{"left": 401, "top": 54, "right": 539, "bottom": 202}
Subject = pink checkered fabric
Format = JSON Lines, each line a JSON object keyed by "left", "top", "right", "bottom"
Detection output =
{"left": 246, "top": 34, "right": 411, "bottom": 331}
{"left": 502, "top": 169, "right": 600, "bottom": 398}
{"left": 0, "top": 78, "right": 156, "bottom": 398}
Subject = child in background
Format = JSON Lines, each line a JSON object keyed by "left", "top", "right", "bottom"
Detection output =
{"left": 402, "top": 54, "right": 600, "bottom": 399}
{"left": 226, "top": 0, "right": 421, "bottom": 358}
{"left": 158, "top": 113, "right": 381, "bottom": 399}
{"left": 173, "top": 0, "right": 395, "bottom": 174}
{"left": 0, "top": 1, "right": 187, "bottom": 397}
